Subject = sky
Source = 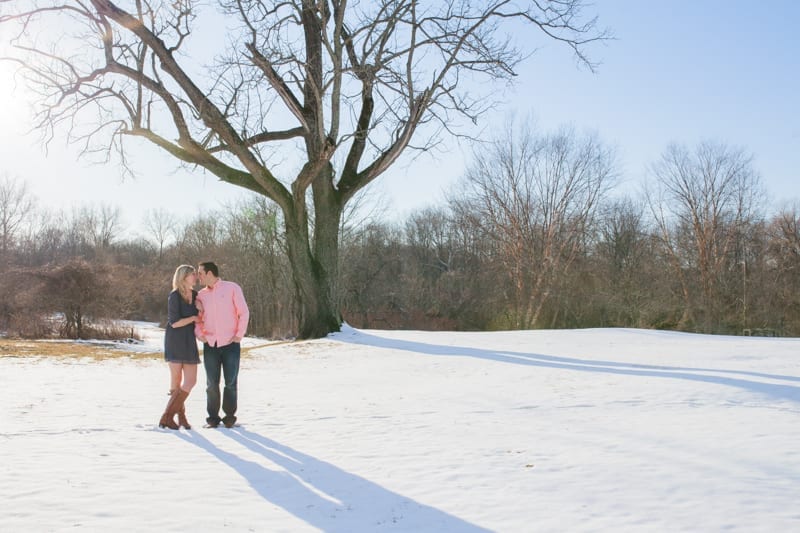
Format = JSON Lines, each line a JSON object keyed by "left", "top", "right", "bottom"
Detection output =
{"left": 0, "top": 1, "right": 798, "bottom": 236}
{"left": 2, "top": 323, "right": 799, "bottom": 530}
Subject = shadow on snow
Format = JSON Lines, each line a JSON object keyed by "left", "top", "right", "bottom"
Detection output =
{"left": 176, "top": 428, "right": 490, "bottom": 533}
{"left": 337, "top": 331, "right": 800, "bottom": 403}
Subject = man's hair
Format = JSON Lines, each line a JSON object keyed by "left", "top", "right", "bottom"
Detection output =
{"left": 199, "top": 261, "right": 219, "bottom": 277}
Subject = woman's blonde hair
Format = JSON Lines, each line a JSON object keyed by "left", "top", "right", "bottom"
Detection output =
{"left": 172, "top": 264, "right": 196, "bottom": 302}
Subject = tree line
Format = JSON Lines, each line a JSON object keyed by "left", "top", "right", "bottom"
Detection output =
{"left": 2, "top": 126, "right": 798, "bottom": 339}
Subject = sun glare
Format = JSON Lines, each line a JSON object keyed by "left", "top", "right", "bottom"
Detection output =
{"left": 0, "top": 61, "right": 18, "bottom": 103}
{"left": 0, "top": 59, "right": 35, "bottom": 129}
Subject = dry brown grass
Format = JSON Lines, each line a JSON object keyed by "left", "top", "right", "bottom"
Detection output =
{"left": 0, "top": 339, "right": 160, "bottom": 360}
{"left": 0, "top": 338, "right": 290, "bottom": 360}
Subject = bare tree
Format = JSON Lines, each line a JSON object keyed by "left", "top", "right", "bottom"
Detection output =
{"left": 15, "top": 210, "right": 65, "bottom": 265}
{"left": 34, "top": 259, "right": 114, "bottom": 339}
{"left": 457, "top": 121, "right": 616, "bottom": 329}
{"left": 771, "top": 206, "right": 800, "bottom": 263}
{"left": 403, "top": 206, "right": 490, "bottom": 329}
{"left": 0, "top": 174, "right": 35, "bottom": 257}
{"left": 179, "top": 213, "right": 222, "bottom": 258}
{"left": 593, "top": 198, "right": 654, "bottom": 325}
{"left": 647, "top": 141, "right": 764, "bottom": 332}
{"left": 142, "top": 208, "right": 178, "bottom": 261}
{"left": 1, "top": 0, "right": 608, "bottom": 337}
{"left": 78, "top": 204, "right": 123, "bottom": 251}
{"left": 766, "top": 205, "right": 800, "bottom": 334}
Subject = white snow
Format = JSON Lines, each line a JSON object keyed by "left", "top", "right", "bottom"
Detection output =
{"left": 1, "top": 324, "right": 799, "bottom": 532}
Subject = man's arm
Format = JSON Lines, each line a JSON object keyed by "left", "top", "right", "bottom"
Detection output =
{"left": 232, "top": 284, "right": 250, "bottom": 342}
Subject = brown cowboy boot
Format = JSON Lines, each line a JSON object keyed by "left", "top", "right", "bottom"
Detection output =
{"left": 177, "top": 402, "right": 192, "bottom": 430}
{"left": 158, "top": 389, "right": 180, "bottom": 430}
{"left": 167, "top": 388, "right": 193, "bottom": 429}
{"left": 171, "top": 389, "right": 189, "bottom": 428}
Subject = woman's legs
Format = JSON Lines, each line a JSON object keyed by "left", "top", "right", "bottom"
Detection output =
{"left": 168, "top": 362, "right": 183, "bottom": 392}
{"left": 180, "top": 363, "right": 197, "bottom": 392}
{"left": 168, "top": 362, "right": 198, "bottom": 392}
{"left": 159, "top": 363, "right": 182, "bottom": 430}
{"left": 176, "top": 363, "right": 198, "bottom": 429}
{"left": 161, "top": 362, "right": 196, "bottom": 430}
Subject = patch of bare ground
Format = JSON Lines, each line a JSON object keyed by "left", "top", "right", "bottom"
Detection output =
{"left": 0, "top": 339, "right": 160, "bottom": 360}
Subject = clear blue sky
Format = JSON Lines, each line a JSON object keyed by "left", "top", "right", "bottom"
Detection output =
{"left": 1, "top": 0, "right": 797, "bottom": 235}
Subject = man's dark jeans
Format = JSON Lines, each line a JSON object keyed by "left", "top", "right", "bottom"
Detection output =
{"left": 203, "top": 342, "right": 240, "bottom": 425}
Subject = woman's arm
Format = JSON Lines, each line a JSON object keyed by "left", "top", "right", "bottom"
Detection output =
{"left": 167, "top": 291, "right": 198, "bottom": 328}
{"left": 194, "top": 293, "right": 206, "bottom": 342}
{"left": 170, "top": 315, "right": 197, "bottom": 328}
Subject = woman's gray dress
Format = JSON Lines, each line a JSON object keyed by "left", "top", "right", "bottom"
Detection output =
{"left": 164, "top": 289, "right": 200, "bottom": 363}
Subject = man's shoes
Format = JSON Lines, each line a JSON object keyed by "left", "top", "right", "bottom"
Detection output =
{"left": 204, "top": 416, "right": 235, "bottom": 428}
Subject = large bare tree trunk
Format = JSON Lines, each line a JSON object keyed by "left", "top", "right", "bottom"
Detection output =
{"left": 285, "top": 163, "right": 343, "bottom": 339}
{"left": 285, "top": 221, "right": 341, "bottom": 339}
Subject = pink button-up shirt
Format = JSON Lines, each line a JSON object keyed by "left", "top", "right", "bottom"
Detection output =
{"left": 195, "top": 279, "right": 249, "bottom": 347}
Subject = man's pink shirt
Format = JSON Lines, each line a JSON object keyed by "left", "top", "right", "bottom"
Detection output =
{"left": 195, "top": 279, "right": 249, "bottom": 347}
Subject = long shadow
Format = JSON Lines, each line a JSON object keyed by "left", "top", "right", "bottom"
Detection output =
{"left": 178, "top": 429, "right": 490, "bottom": 532}
{"left": 337, "top": 331, "right": 800, "bottom": 403}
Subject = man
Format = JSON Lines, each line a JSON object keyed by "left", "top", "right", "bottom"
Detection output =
{"left": 195, "top": 261, "right": 249, "bottom": 428}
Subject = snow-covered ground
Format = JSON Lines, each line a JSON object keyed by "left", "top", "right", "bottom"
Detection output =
{"left": 1, "top": 324, "right": 799, "bottom": 532}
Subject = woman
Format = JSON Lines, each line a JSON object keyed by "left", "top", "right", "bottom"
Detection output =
{"left": 159, "top": 264, "right": 201, "bottom": 430}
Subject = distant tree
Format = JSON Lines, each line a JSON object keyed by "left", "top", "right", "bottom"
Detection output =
{"left": 592, "top": 198, "right": 654, "bottom": 326}
{"left": 339, "top": 222, "right": 404, "bottom": 328}
{"left": 405, "top": 208, "right": 456, "bottom": 281}
{"left": 765, "top": 206, "right": 800, "bottom": 334}
{"left": 0, "top": 174, "right": 35, "bottom": 258}
{"left": 444, "top": 200, "right": 499, "bottom": 329}
{"left": 35, "top": 259, "right": 114, "bottom": 339}
{"left": 1, "top": 0, "right": 608, "bottom": 338}
{"left": 179, "top": 214, "right": 222, "bottom": 259}
{"left": 78, "top": 204, "right": 123, "bottom": 252}
{"left": 456, "top": 122, "right": 616, "bottom": 329}
{"left": 402, "top": 207, "right": 485, "bottom": 328}
{"left": 647, "top": 141, "right": 764, "bottom": 332}
{"left": 15, "top": 211, "right": 66, "bottom": 266}
{"left": 142, "top": 208, "right": 178, "bottom": 261}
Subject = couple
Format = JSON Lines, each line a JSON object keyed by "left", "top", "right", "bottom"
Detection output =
{"left": 158, "top": 261, "right": 250, "bottom": 430}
